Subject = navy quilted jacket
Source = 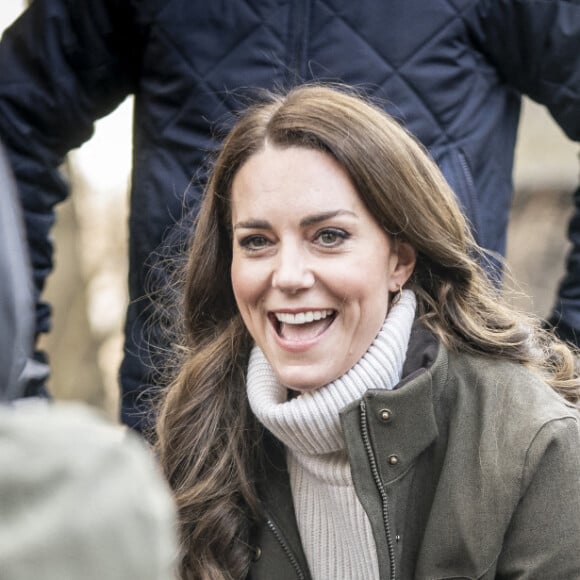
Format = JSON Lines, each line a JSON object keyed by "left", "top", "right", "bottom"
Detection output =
{"left": 0, "top": 0, "right": 579, "bottom": 429}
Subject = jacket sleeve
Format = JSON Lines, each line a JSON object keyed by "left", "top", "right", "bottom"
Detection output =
{"left": 496, "top": 416, "right": 580, "bottom": 577}
{"left": 0, "top": 0, "right": 142, "bottom": 374}
{"left": 466, "top": 0, "right": 580, "bottom": 343}
{"left": 0, "top": 140, "right": 34, "bottom": 401}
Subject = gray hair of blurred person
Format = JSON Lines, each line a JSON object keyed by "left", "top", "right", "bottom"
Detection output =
{"left": 0, "top": 140, "right": 178, "bottom": 580}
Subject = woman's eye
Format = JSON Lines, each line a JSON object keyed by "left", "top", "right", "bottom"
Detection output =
{"left": 315, "top": 228, "right": 349, "bottom": 247}
{"left": 239, "top": 235, "right": 270, "bottom": 252}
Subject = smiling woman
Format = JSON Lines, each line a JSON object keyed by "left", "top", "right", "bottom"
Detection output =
{"left": 154, "top": 85, "right": 580, "bottom": 580}
{"left": 230, "top": 146, "right": 415, "bottom": 393}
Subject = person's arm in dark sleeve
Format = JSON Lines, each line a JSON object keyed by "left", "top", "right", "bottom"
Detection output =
{"left": 548, "top": 162, "right": 580, "bottom": 345}
{"left": 466, "top": 0, "right": 580, "bottom": 344}
{"left": 0, "top": 0, "right": 142, "bottom": 394}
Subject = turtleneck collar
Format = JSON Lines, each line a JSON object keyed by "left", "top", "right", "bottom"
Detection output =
{"left": 247, "top": 290, "right": 417, "bottom": 456}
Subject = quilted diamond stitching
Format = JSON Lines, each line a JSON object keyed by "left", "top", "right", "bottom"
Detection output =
{"left": 317, "top": 0, "right": 462, "bottom": 139}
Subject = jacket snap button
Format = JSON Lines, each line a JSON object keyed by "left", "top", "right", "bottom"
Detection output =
{"left": 379, "top": 408, "right": 392, "bottom": 422}
{"left": 388, "top": 454, "right": 399, "bottom": 466}
{"left": 253, "top": 546, "right": 262, "bottom": 561}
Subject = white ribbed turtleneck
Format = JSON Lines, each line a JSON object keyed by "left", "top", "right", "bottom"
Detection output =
{"left": 247, "top": 290, "right": 416, "bottom": 580}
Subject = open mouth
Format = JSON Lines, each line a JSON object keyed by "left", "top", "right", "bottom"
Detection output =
{"left": 270, "top": 309, "right": 336, "bottom": 341}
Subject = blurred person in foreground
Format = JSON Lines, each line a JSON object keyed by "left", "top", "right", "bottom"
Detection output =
{"left": 0, "top": 142, "right": 177, "bottom": 580}
{"left": 0, "top": 0, "right": 579, "bottom": 432}
{"left": 155, "top": 85, "right": 580, "bottom": 580}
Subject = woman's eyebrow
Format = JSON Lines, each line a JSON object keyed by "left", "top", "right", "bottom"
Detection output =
{"left": 300, "top": 210, "right": 357, "bottom": 227}
{"left": 233, "top": 219, "right": 272, "bottom": 230}
{"left": 233, "top": 210, "right": 357, "bottom": 230}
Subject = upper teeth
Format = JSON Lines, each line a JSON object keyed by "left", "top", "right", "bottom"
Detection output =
{"left": 275, "top": 309, "right": 334, "bottom": 325}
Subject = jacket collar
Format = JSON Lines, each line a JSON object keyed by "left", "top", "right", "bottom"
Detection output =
{"left": 349, "top": 321, "right": 443, "bottom": 484}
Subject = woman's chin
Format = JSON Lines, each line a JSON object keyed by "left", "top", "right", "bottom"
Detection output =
{"left": 274, "top": 366, "right": 341, "bottom": 395}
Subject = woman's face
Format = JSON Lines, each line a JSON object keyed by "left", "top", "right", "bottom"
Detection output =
{"left": 230, "top": 145, "right": 415, "bottom": 393}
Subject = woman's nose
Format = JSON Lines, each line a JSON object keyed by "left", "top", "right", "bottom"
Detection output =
{"left": 271, "top": 245, "right": 315, "bottom": 293}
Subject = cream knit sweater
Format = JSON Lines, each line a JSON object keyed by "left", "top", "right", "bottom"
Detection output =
{"left": 247, "top": 291, "right": 416, "bottom": 579}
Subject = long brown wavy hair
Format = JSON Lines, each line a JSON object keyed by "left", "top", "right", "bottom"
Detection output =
{"left": 154, "top": 84, "right": 580, "bottom": 579}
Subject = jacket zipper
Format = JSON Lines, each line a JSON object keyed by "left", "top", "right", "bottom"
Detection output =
{"left": 360, "top": 400, "right": 397, "bottom": 580}
{"left": 457, "top": 150, "right": 475, "bottom": 193}
{"left": 456, "top": 150, "right": 480, "bottom": 243}
{"left": 266, "top": 518, "right": 307, "bottom": 580}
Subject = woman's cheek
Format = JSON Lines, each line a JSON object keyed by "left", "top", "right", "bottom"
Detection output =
{"left": 232, "top": 260, "right": 262, "bottom": 307}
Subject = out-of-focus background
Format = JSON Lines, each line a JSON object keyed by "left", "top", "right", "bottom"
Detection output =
{"left": 1, "top": 2, "right": 578, "bottom": 421}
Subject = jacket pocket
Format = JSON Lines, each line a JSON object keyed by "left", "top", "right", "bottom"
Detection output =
{"left": 435, "top": 147, "right": 481, "bottom": 245}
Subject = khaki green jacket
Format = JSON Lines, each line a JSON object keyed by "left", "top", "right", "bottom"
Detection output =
{"left": 249, "top": 326, "right": 580, "bottom": 579}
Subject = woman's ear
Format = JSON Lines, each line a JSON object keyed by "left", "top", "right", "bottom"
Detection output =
{"left": 388, "top": 241, "right": 417, "bottom": 291}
